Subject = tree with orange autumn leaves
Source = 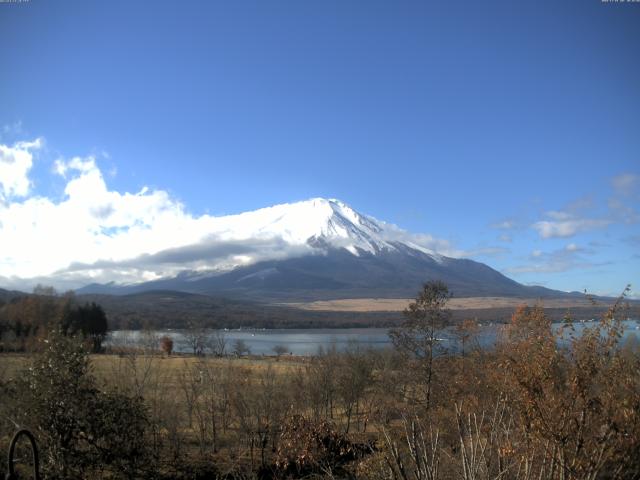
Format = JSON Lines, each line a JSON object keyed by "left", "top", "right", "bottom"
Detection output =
{"left": 493, "top": 288, "right": 640, "bottom": 479}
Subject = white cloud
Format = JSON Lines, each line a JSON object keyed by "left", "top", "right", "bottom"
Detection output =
{"left": 1, "top": 121, "right": 23, "bottom": 137}
{"left": 0, "top": 143, "right": 228, "bottom": 283}
{"left": 382, "top": 227, "right": 462, "bottom": 257}
{"left": 546, "top": 210, "right": 573, "bottom": 221}
{"left": 531, "top": 176, "right": 639, "bottom": 239}
{"left": 54, "top": 156, "right": 99, "bottom": 178}
{"left": 611, "top": 173, "right": 640, "bottom": 197}
{"left": 608, "top": 197, "right": 639, "bottom": 224}
{"left": 532, "top": 217, "right": 610, "bottom": 239}
{"left": 507, "top": 246, "right": 602, "bottom": 274}
{"left": 0, "top": 138, "right": 42, "bottom": 199}
{"left": 491, "top": 219, "right": 517, "bottom": 230}
{"left": 460, "top": 246, "right": 510, "bottom": 258}
{"left": 1, "top": 138, "right": 460, "bottom": 288}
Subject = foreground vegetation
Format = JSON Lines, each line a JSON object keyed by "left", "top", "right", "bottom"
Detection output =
{"left": 1, "top": 283, "right": 639, "bottom": 479}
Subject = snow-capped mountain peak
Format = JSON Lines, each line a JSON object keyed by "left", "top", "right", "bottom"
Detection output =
{"left": 66, "top": 197, "right": 444, "bottom": 291}
{"left": 212, "top": 197, "right": 430, "bottom": 257}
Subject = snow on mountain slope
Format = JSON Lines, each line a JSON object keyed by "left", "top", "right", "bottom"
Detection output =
{"left": 21, "top": 197, "right": 451, "bottom": 291}
{"left": 207, "top": 198, "right": 442, "bottom": 260}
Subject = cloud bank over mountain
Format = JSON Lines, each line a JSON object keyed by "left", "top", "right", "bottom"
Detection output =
{"left": 0, "top": 138, "right": 459, "bottom": 289}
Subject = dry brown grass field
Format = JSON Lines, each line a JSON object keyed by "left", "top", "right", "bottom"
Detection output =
{"left": 284, "top": 296, "right": 613, "bottom": 312}
{"left": 1, "top": 351, "right": 306, "bottom": 391}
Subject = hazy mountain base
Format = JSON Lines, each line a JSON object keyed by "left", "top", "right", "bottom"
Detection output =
{"left": 76, "top": 247, "right": 574, "bottom": 301}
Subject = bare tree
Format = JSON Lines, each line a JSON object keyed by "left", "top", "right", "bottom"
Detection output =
{"left": 195, "top": 358, "right": 234, "bottom": 453}
{"left": 336, "top": 343, "right": 373, "bottom": 433}
{"left": 178, "top": 360, "right": 201, "bottom": 428}
{"left": 140, "top": 328, "right": 161, "bottom": 353}
{"left": 232, "top": 366, "right": 289, "bottom": 469}
{"left": 382, "top": 415, "right": 441, "bottom": 480}
{"left": 272, "top": 344, "right": 288, "bottom": 359}
{"left": 205, "top": 329, "right": 227, "bottom": 357}
{"left": 389, "top": 280, "right": 451, "bottom": 411}
{"left": 233, "top": 338, "right": 251, "bottom": 357}
{"left": 182, "top": 324, "right": 207, "bottom": 356}
{"left": 306, "top": 345, "right": 339, "bottom": 420}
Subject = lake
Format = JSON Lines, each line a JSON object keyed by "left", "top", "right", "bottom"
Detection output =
{"left": 106, "top": 319, "right": 640, "bottom": 356}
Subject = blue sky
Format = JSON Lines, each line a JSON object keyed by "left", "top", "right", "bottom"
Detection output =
{"left": 0, "top": 0, "right": 639, "bottom": 296}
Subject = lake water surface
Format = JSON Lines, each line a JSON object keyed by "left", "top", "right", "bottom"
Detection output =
{"left": 107, "top": 319, "right": 640, "bottom": 356}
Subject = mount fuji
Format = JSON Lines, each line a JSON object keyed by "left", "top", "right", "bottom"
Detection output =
{"left": 77, "top": 198, "right": 567, "bottom": 301}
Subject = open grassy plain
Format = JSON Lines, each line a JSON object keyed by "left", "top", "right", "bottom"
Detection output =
{"left": 284, "top": 296, "right": 618, "bottom": 312}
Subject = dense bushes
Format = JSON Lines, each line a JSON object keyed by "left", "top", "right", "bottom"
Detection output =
{"left": 275, "top": 415, "right": 373, "bottom": 478}
{"left": 495, "top": 302, "right": 640, "bottom": 479}
{"left": 5, "top": 331, "right": 151, "bottom": 479}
